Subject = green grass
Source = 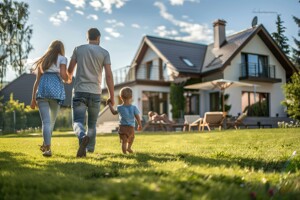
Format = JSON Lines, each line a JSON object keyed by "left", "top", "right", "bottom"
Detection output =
{"left": 0, "top": 129, "right": 300, "bottom": 200}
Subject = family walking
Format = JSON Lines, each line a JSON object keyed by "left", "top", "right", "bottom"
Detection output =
{"left": 31, "top": 28, "right": 141, "bottom": 157}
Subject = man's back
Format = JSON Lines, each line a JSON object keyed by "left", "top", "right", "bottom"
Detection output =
{"left": 72, "top": 44, "right": 110, "bottom": 94}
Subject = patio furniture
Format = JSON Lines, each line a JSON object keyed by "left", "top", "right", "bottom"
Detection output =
{"left": 183, "top": 115, "right": 202, "bottom": 131}
{"left": 199, "top": 112, "right": 225, "bottom": 131}
{"left": 226, "top": 113, "right": 247, "bottom": 130}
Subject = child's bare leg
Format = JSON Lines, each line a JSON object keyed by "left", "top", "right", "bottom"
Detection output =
{"left": 127, "top": 142, "right": 133, "bottom": 153}
{"left": 127, "top": 136, "right": 134, "bottom": 153}
{"left": 121, "top": 140, "right": 127, "bottom": 154}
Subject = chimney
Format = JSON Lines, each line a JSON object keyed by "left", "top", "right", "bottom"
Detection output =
{"left": 213, "top": 19, "right": 226, "bottom": 49}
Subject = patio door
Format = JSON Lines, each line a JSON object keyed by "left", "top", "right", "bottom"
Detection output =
{"left": 142, "top": 91, "right": 168, "bottom": 118}
{"left": 209, "top": 92, "right": 220, "bottom": 111}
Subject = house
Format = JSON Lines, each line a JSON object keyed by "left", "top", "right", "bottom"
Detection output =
{"left": 0, "top": 73, "right": 74, "bottom": 107}
{"left": 98, "top": 19, "right": 298, "bottom": 131}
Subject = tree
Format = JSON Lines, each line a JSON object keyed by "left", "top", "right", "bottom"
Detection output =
{"left": 170, "top": 83, "right": 185, "bottom": 119}
{"left": 292, "top": 1, "right": 300, "bottom": 69}
{"left": 271, "top": 14, "right": 290, "bottom": 56}
{"left": 281, "top": 72, "right": 300, "bottom": 120}
{"left": 0, "top": 0, "right": 33, "bottom": 87}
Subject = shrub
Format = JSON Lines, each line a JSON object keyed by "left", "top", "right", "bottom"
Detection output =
{"left": 3, "top": 94, "right": 26, "bottom": 132}
{"left": 54, "top": 107, "right": 72, "bottom": 130}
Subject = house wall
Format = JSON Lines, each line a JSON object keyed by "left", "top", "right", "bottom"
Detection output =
{"left": 136, "top": 48, "right": 171, "bottom": 81}
{"left": 223, "top": 34, "right": 287, "bottom": 117}
{"left": 111, "top": 84, "right": 171, "bottom": 120}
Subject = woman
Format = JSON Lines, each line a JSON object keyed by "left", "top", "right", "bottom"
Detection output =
{"left": 31, "top": 40, "right": 71, "bottom": 157}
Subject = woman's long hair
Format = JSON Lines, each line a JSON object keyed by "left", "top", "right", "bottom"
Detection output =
{"left": 33, "top": 40, "right": 65, "bottom": 73}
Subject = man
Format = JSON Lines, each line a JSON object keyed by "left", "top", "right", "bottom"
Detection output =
{"left": 68, "top": 28, "right": 114, "bottom": 157}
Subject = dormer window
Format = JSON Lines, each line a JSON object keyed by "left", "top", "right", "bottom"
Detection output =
{"left": 181, "top": 57, "right": 195, "bottom": 67}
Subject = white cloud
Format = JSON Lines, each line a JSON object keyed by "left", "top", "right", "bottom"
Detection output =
{"left": 48, "top": 0, "right": 55, "bottom": 3}
{"left": 154, "top": 26, "right": 178, "bottom": 37}
{"left": 170, "top": 0, "right": 184, "bottom": 5}
{"left": 37, "top": 9, "right": 44, "bottom": 14}
{"left": 131, "top": 23, "right": 140, "bottom": 29}
{"left": 105, "top": 36, "right": 111, "bottom": 40}
{"left": 90, "top": 0, "right": 127, "bottom": 14}
{"left": 87, "top": 14, "right": 98, "bottom": 20}
{"left": 154, "top": 2, "right": 212, "bottom": 42}
{"left": 105, "top": 27, "right": 121, "bottom": 38}
{"left": 106, "top": 19, "right": 125, "bottom": 27}
{"left": 65, "top": 0, "right": 85, "bottom": 8}
{"left": 65, "top": 6, "right": 71, "bottom": 10}
{"left": 169, "top": 0, "right": 200, "bottom": 6}
{"left": 76, "top": 10, "right": 84, "bottom": 15}
{"left": 49, "top": 11, "right": 69, "bottom": 26}
{"left": 90, "top": 0, "right": 102, "bottom": 10}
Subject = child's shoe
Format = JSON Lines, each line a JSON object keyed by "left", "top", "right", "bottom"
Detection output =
{"left": 127, "top": 149, "right": 134, "bottom": 153}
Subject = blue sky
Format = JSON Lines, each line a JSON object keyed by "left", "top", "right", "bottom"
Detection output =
{"left": 6, "top": 0, "right": 300, "bottom": 81}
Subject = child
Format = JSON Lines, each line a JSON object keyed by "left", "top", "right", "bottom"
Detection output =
{"left": 30, "top": 40, "right": 71, "bottom": 157}
{"left": 108, "top": 87, "right": 142, "bottom": 154}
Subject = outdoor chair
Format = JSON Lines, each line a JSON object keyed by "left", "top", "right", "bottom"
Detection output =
{"left": 183, "top": 115, "right": 202, "bottom": 131}
{"left": 199, "top": 112, "right": 225, "bottom": 131}
{"left": 226, "top": 113, "right": 247, "bottom": 130}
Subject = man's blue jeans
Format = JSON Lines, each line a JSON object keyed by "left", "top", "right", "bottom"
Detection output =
{"left": 72, "top": 92, "right": 101, "bottom": 152}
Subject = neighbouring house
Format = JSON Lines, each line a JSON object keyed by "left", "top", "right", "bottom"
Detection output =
{"left": 98, "top": 19, "right": 297, "bottom": 131}
{"left": 0, "top": 73, "right": 74, "bottom": 107}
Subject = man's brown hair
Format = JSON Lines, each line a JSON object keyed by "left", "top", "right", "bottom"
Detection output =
{"left": 87, "top": 28, "right": 101, "bottom": 40}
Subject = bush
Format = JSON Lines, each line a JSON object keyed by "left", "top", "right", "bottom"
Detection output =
{"left": 54, "top": 107, "right": 72, "bottom": 130}
{"left": 24, "top": 106, "right": 41, "bottom": 129}
{"left": 2, "top": 94, "right": 26, "bottom": 133}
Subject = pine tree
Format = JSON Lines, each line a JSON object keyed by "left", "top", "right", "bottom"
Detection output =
{"left": 271, "top": 14, "right": 290, "bottom": 56}
{"left": 292, "top": 1, "right": 300, "bottom": 69}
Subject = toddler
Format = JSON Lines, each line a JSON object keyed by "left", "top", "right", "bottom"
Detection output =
{"left": 108, "top": 87, "right": 142, "bottom": 154}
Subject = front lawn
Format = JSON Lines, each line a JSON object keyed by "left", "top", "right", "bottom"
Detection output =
{"left": 0, "top": 128, "right": 299, "bottom": 200}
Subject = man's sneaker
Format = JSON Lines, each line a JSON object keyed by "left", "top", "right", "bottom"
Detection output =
{"left": 77, "top": 136, "right": 90, "bottom": 157}
{"left": 43, "top": 150, "right": 52, "bottom": 157}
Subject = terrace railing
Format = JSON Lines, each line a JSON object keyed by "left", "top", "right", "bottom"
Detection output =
{"left": 240, "top": 62, "right": 276, "bottom": 79}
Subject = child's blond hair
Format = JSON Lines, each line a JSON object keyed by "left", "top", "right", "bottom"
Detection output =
{"left": 120, "top": 87, "right": 132, "bottom": 100}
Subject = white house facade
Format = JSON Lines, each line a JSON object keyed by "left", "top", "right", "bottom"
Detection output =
{"left": 99, "top": 19, "right": 297, "bottom": 128}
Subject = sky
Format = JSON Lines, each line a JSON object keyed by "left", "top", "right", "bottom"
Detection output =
{"left": 5, "top": 0, "right": 300, "bottom": 81}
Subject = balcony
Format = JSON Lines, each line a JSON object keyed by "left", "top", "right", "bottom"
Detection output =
{"left": 239, "top": 63, "right": 281, "bottom": 83}
{"left": 102, "top": 64, "right": 171, "bottom": 88}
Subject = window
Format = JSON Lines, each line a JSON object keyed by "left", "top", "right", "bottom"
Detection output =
{"left": 142, "top": 91, "right": 168, "bottom": 116}
{"left": 181, "top": 57, "right": 195, "bottom": 67}
{"left": 209, "top": 92, "right": 220, "bottom": 111}
{"left": 184, "top": 92, "right": 200, "bottom": 115}
{"left": 241, "top": 53, "right": 268, "bottom": 77}
{"left": 146, "top": 61, "right": 153, "bottom": 79}
{"left": 241, "top": 91, "right": 269, "bottom": 116}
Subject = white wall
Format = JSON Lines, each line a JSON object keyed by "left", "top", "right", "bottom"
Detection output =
{"left": 136, "top": 48, "right": 171, "bottom": 81}
{"left": 131, "top": 85, "right": 171, "bottom": 119}
{"left": 223, "top": 34, "right": 287, "bottom": 117}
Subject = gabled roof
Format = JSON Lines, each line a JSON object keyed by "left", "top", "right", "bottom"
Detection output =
{"left": 0, "top": 73, "right": 74, "bottom": 106}
{"left": 132, "top": 35, "right": 207, "bottom": 73}
{"left": 202, "top": 26, "right": 258, "bottom": 73}
{"left": 202, "top": 24, "right": 297, "bottom": 75}
{"left": 132, "top": 24, "right": 297, "bottom": 77}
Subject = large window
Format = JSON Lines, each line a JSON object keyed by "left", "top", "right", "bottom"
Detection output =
{"left": 241, "top": 91, "right": 269, "bottom": 116}
{"left": 209, "top": 92, "right": 220, "bottom": 111}
{"left": 142, "top": 91, "right": 168, "bottom": 117}
{"left": 241, "top": 53, "right": 269, "bottom": 77}
{"left": 146, "top": 61, "right": 153, "bottom": 79}
{"left": 184, "top": 93, "right": 199, "bottom": 115}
